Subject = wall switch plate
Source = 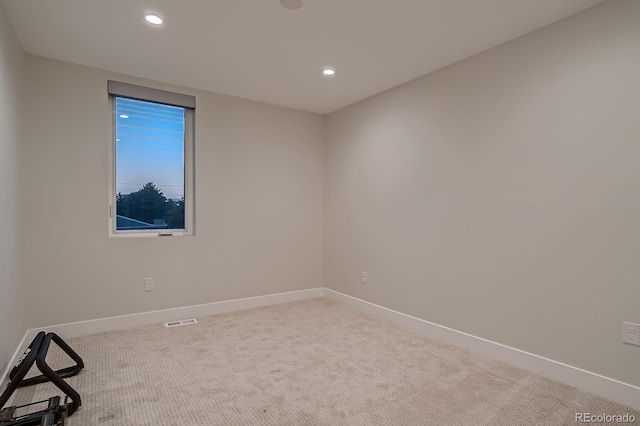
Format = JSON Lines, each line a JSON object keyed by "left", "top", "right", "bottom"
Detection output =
{"left": 361, "top": 271, "right": 368, "bottom": 284}
{"left": 144, "top": 278, "right": 155, "bottom": 291}
{"left": 623, "top": 322, "right": 640, "bottom": 346}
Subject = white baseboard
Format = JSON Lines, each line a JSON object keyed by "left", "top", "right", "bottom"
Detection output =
{"left": 324, "top": 288, "right": 640, "bottom": 411}
{"left": 0, "top": 329, "right": 33, "bottom": 396}
{"left": 2, "top": 287, "right": 323, "bottom": 388}
{"left": 35, "top": 287, "right": 323, "bottom": 340}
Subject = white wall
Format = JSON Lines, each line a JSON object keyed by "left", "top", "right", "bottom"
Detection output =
{"left": 19, "top": 56, "right": 324, "bottom": 329}
{"left": 0, "top": 4, "right": 24, "bottom": 376}
{"left": 325, "top": 0, "right": 640, "bottom": 387}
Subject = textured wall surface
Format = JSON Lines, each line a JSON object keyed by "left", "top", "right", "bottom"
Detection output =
{"left": 0, "top": 3, "right": 24, "bottom": 377}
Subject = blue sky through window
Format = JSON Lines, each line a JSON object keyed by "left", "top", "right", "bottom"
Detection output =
{"left": 115, "top": 97, "right": 185, "bottom": 200}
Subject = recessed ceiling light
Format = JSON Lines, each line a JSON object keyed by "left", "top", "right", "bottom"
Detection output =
{"left": 119, "top": 114, "right": 129, "bottom": 119}
{"left": 322, "top": 68, "right": 336, "bottom": 76}
{"left": 145, "top": 14, "right": 163, "bottom": 25}
{"left": 280, "top": 0, "right": 303, "bottom": 10}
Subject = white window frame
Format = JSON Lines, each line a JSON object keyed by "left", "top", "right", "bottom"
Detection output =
{"left": 107, "top": 81, "right": 195, "bottom": 238}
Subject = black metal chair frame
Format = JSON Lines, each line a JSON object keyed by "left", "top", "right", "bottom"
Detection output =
{"left": 0, "top": 332, "right": 84, "bottom": 425}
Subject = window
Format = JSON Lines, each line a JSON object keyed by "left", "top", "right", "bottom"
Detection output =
{"left": 108, "top": 81, "right": 195, "bottom": 236}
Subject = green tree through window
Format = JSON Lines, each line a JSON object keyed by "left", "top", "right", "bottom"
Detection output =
{"left": 116, "top": 182, "right": 185, "bottom": 229}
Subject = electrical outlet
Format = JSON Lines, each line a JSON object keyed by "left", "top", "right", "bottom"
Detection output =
{"left": 361, "top": 271, "right": 368, "bottom": 284}
{"left": 144, "top": 278, "right": 155, "bottom": 291}
{"left": 622, "top": 322, "right": 640, "bottom": 346}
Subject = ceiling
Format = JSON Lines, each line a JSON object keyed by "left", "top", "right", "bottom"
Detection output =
{"left": 2, "top": 0, "right": 606, "bottom": 114}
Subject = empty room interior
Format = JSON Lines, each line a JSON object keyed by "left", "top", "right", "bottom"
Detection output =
{"left": 1, "top": 0, "right": 639, "bottom": 424}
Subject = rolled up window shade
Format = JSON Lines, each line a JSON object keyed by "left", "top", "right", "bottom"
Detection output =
{"left": 108, "top": 80, "right": 195, "bottom": 109}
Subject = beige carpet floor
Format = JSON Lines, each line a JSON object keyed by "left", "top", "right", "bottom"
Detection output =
{"left": 8, "top": 298, "right": 639, "bottom": 425}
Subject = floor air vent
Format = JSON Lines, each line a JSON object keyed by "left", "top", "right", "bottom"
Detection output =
{"left": 164, "top": 318, "right": 198, "bottom": 328}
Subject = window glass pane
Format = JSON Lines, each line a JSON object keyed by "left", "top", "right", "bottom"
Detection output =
{"left": 115, "top": 97, "right": 186, "bottom": 231}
